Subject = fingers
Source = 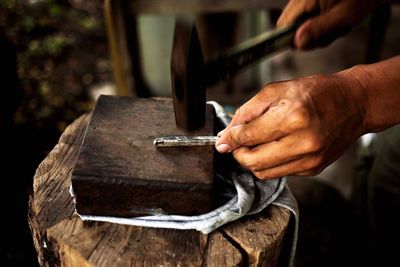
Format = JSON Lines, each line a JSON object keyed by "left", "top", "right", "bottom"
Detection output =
{"left": 294, "top": 5, "right": 353, "bottom": 49}
{"left": 234, "top": 144, "right": 324, "bottom": 179}
{"left": 215, "top": 85, "right": 279, "bottom": 152}
{"left": 215, "top": 99, "right": 296, "bottom": 153}
{"left": 216, "top": 121, "right": 286, "bottom": 153}
{"left": 252, "top": 155, "right": 324, "bottom": 180}
{"left": 278, "top": 0, "right": 362, "bottom": 50}
{"left": 232, "top": 132, "right": 323, "bottom": 173}
{"left": 277, "top": 0, "right": 317, "bottom": 27}
{"left": 216, "top": 92, "right": 312, "bottom": 153}
{"left": 277, "top": 0, "right": 318, "bottom": 49}
{"left": 225, "top": 88, "right": 275, "bottom": 129}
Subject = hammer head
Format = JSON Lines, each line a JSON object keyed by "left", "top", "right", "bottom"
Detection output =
{"left": 171, "top": 18, "right": 205, "bottom": 132}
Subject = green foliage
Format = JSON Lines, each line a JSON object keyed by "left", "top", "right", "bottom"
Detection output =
{"left": 79, "top": 16, "right": 100, "bottom": 30}
{"left": 49, "top": 4, "right": 61, "bottom": 17}
{"left": 26, "top": 35, "right": 75, "bottom": 58}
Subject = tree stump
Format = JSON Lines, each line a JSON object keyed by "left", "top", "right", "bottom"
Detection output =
{"left": 28, "top": 114, "right": 291, "bottom": 267}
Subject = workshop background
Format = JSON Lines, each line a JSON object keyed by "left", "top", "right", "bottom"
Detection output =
{"left": 1, "top": 0, "right": 399, "bottom": 266}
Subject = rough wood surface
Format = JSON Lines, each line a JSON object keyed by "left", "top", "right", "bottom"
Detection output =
{"left": 29, "top": 113, "right": 291, "bottom": 267}
{"left": 72, "top": 96, "right": 215, "bottom": 217}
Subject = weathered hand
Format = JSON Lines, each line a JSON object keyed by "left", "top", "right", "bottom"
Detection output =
{"left": 277, "top": 0, "right": 381, "bottom": 49}
{"left": 215, "top": 70, "right": 368, "bottom": 179}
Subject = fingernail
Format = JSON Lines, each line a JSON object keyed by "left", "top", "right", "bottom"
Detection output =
{"left": 297, "top": 32, "right": 312, "bottom": 49}
{"left": 216, "top": 144, "right": 231, "bottom": 153}
{"left": 217, "top": 129, "right": 226, "bottom": 137}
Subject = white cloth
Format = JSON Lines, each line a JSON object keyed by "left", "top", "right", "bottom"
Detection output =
{"left": 74, "top": 101, "right": 299, "bottom": 266}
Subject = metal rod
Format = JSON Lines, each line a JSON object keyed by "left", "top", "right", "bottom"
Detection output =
{"left": 154, "top": 136, "right": 218, "bottom": 147}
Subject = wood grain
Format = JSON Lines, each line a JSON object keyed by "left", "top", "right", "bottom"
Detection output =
{"left": 29, "top": 112, "right": 291, "bottom": 267}
{"left": 72, "top": 96, "right": 215, "bottom": 217}
{"left": 222, "top": 208, "right": 291, "bottom": 267}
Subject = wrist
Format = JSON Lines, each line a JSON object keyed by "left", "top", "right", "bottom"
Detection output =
{"left": 337, "top": 65, "right": 372, "bottom": 133}
{"left": 341, "top": 62, "right": 398, "bottom": 133}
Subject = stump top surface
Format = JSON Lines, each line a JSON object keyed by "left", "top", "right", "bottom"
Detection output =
{"left": 29, "top": 109, "right": 291, "bottom": 267}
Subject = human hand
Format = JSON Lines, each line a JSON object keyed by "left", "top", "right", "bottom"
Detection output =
{"left": 215, "top": 71, "right": 368, "bottom": 179}
{"left": 277, "top": 0, "right": 382, "bottom": 49}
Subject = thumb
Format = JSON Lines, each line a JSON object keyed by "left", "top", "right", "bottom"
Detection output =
{"left": 294, "top": 6, "right": 355, "bottom": 49}
{"left": 215, "top": 124, "right": 251, "bottom": 153}
{"left": 215, "top": 110, "right": 287, "bottom": 153}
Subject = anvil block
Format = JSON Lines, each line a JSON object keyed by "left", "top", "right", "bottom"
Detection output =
{"left": 72, "top": 95, "right": 215, "bottom": 217}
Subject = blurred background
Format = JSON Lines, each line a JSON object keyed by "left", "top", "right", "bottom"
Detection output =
{"left": 1, "top": 0, "right": 399, "bottom": 266}
{"left": 1, "top": 0, "right": 111, "bottom": 265}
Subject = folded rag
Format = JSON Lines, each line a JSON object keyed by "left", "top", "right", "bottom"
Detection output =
{"left": 75, "top": 101, "right": 299, "bottom": 266}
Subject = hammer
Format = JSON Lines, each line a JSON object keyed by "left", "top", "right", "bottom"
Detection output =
{"left": 171, "top": 13, "right": 315, "bottom": 132}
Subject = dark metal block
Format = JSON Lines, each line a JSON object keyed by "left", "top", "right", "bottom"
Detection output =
{"left": 72, "top": 95, "right": 215, "bottom": 217}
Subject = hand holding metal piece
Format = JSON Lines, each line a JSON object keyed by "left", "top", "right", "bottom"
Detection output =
{"left": 154, "top": 136, "right": 218, "bottom": 147}
{"left": 171, "top": 11, "right": 317, "bottom": 131}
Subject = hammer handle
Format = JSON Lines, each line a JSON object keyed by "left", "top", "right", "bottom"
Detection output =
{"left": 204, "top": 12, "right": 315, "bottom": 86}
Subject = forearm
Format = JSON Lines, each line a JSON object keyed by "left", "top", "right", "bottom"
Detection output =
{"left": 346, "top": 56, "right": 400, "bottom": 132}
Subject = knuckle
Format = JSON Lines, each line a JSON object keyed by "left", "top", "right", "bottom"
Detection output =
{"left": 254, "top": 170, "right": 280, "bottom": 180}
{"left": 287, "top": 106, "right": 310, "bottom": 130}
{"left": 238, "top": 156, "right": 260, "bottom": 172}
{"left": 232, "top": 127, "right": 253, "bottom": 146}
{"left": 233, "top": 149, "right": 252, "bottom": 169}
{"left": 234, "top": 106, "right": 247, "bottom": 120}
{"left": 300, "top": 157, "right": 324, "bottom": 176}
{"left": 307, "top": 74, "right": 323, "bottom": 85}
{"left": 232, "top": 148, "right": 244, "bottom": 161}
{"left": 302, "top": 135, "right": 323, "bottom": 153}
{"left": 253, "top": 171, "right": 267, "bottom": 180}
{"left": 248, "top": 162, "right": 261, "bottom": 173}
{"left": 308, "top": 156, "right": 323, "bottom": 169}
{"left": 260, "top": 82, "right": 275, "bottom": 92}
{"left": 237, "top": 155, "right": 252, "bottom": 170}
{"left": 305, "top": 168, "right": 322, "bottom": 177}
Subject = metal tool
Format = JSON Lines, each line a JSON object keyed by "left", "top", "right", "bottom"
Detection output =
{"left": 171, "top": 12, "right": 316, "bottom": 131}
{"left": 154, "top": 135, "right": 218, "bottom": 147}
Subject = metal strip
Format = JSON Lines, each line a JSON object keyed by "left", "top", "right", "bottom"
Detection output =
{"left": 154, "top": 136, "right": 218, "bottom": 147}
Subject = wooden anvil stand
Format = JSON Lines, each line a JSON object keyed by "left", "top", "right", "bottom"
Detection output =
{"left": 29, "top": 97, "right": 291, "bottom": 266}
